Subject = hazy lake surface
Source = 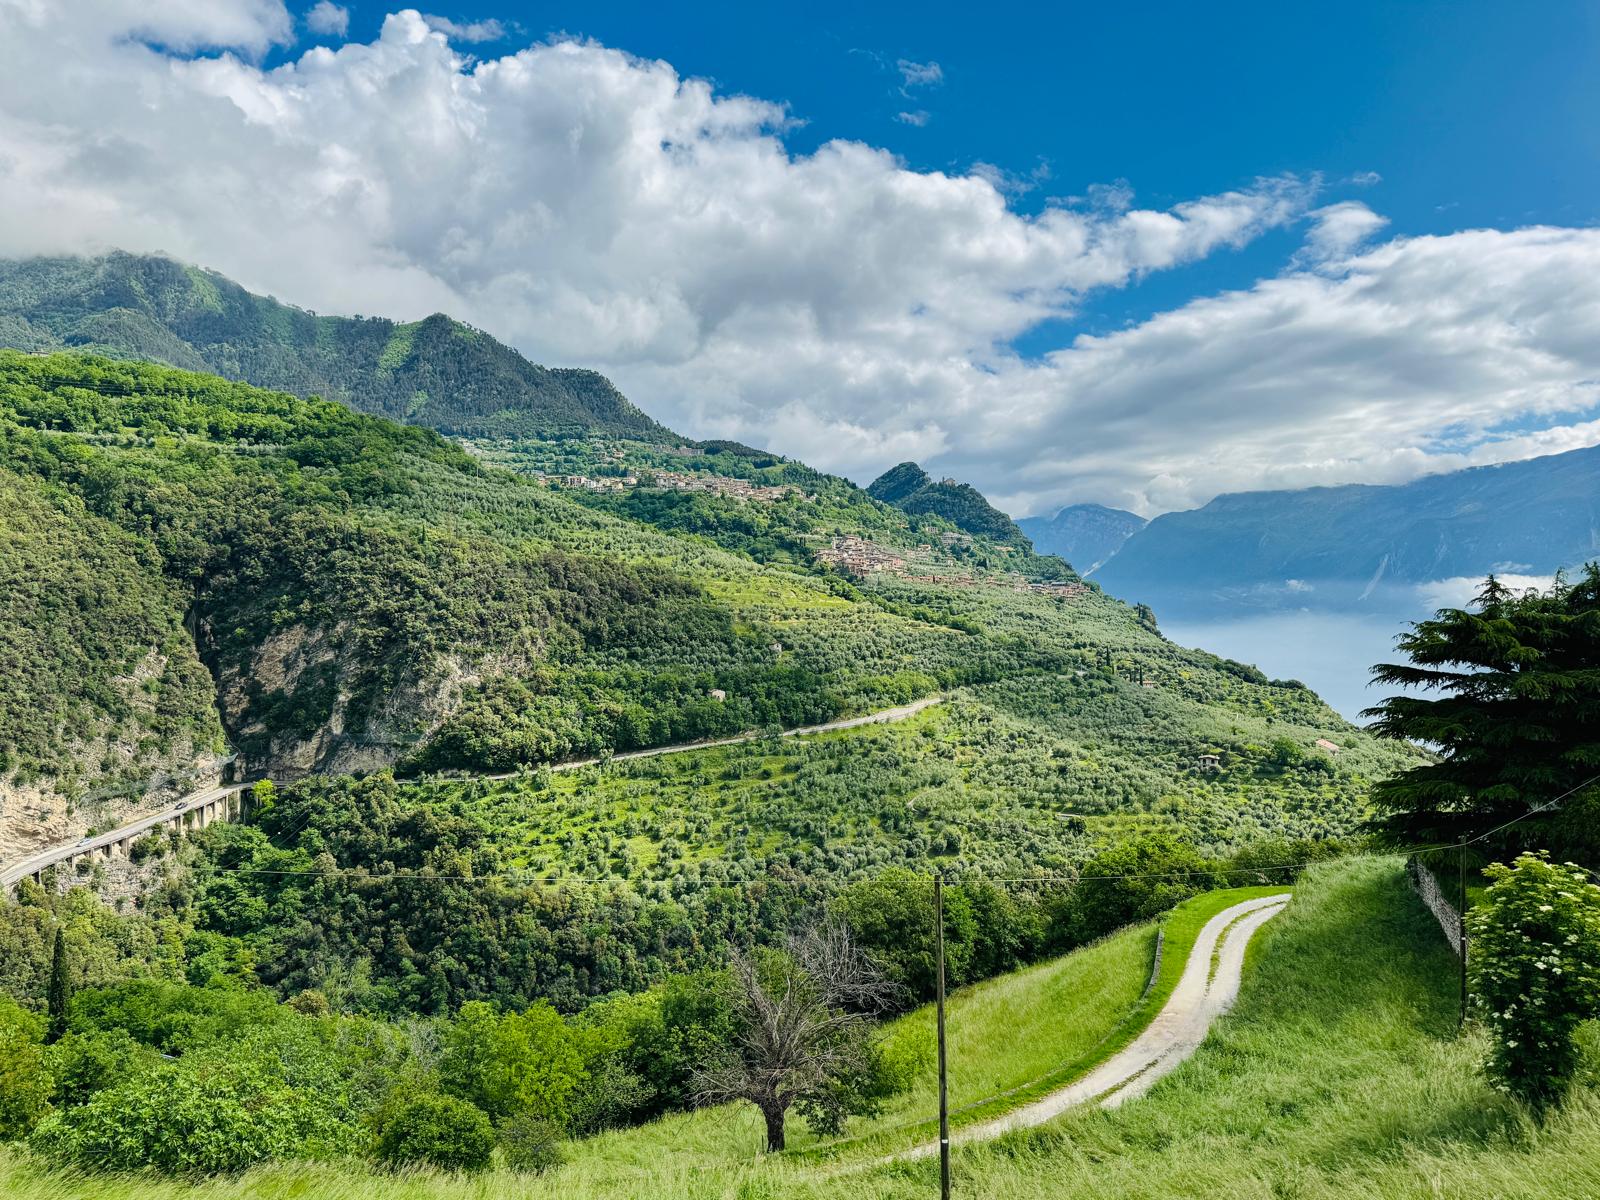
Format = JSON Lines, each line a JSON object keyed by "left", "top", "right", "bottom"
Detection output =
{"left": 1162, "top": 610, "right": 1416, "bottom": 724}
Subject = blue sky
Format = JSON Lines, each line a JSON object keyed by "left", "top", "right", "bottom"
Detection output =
{"left": 4, "top": 1, "right": 1600, "bottom": 516}
{"left": 302, "top": 0, "right": 1600, "bottom": 345}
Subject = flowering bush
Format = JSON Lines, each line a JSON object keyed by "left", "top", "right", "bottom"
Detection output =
{"left": 1468, "top": 853, "right": 1600, "bottom": 1106}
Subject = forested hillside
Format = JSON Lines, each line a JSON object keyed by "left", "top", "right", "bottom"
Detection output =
{"left": 0, "top": 349, "right": 1413, "bottom": 848}
{"left": 0, "top": 352, "right": 970, "bottom": 792}
{"left": 867, "top": 462, "right": 1032, "bottom": 549}
{"left": 0, "top": 254, "right": 677, "bottom": 441}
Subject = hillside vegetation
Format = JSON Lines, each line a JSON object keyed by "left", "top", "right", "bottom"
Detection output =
{"left": 7, "top": 858, "right": 1596, "bottom": 1198}
{"left": 868, "top": 461, "right": 1032, "bottom": 549}
{"left": 0, "top": 254, "right": 675, "bottom": 441}
{"left": 0, "top": 348, "right": 1409, "bottom": 817}
{"left": 0, "top": 347, "right": 1447, "bottom": 1190}
{"left": 0, "top": 351, "right": 981, "bottom": 793}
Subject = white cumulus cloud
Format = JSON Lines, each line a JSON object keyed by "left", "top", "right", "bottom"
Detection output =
{"left": 1301, "top": 200, "right": 1388, "bottom": 262}
{"left": 422, "top": 13, "right": 505, "bottom": 42}
{"left": 0, "top": 2, "right": 1594, "bottom": 518}
{"left": 305, "top": 1, "right": 349, "bottom": 37}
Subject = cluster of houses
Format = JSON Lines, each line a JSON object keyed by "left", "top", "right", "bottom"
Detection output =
{"left": 535, "top": 469, "right": 803, "bottom": 503}
{"left": 816, "top": 535, "right": 908, "bottom": 575}
{"left": 814, "top": 535, "right": 1090, "bottom": 603}
{"left": 648, "top": 471, "right": 802, "bottom": 502}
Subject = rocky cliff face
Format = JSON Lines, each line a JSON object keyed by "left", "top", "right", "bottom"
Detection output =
{"left": 212, "top": 621, "right": 528, "bottom": 781}
{"left": 0, "top": 645, "right": 227, "bottom": 861}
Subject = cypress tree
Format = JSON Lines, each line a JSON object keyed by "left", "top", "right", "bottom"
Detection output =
{"left": 46, "top": 927, "right": 70, "bottom": 1044}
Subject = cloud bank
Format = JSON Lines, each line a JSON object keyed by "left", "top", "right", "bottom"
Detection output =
{"left": 0, "top": 1, "right": 1596, "bottom": 516}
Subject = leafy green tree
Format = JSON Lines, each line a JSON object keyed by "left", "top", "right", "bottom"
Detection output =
{"left": 1050, "top": 834, "right": 1220, "bottom": 948}
{"left": 0, "top": 998, "right": 51, "bottom": 1140}
{"left": 1366, "top": 570, "right": 1600, "bottom": 860}
{"left": 374, "top": 1093, "right": 494, "bottom": 1172}
{"left": 439, "top": 1001, "right": 586, "bottom": 1126}
{"left": 47, "top": 1029, "right": 149, "bottom": 1107}
{"left": 587, "top": 972, "right": 733, "bottom": 1120}
{"left": 1469, "top": 853, "right": 1600, "bottom": 1107}
{"left": 828, "top": 869, "right": 972, "bottom": 1003}
{"left": 46, "top": 928, "right": 70, "bottom": 1044}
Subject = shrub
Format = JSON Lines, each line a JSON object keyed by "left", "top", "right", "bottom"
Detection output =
{"left": 31, "top": 1023, "right": 359, "bottom": 1176}
{"left": 0, "top": 998, "right": 51, "bottom": 1140}
{"left": 439, "top": 1000, "right": 587, "bottom": 1126}
{"left": 374, "top": 1093, "right": 494, "bottom": 1172}
{"left": 47, "top": 1028, "right": 148, "bottom": 1107}
{"left": 35, "top": 1058, "right": 314, "bottom": 1174}
{"left": 497, "top": 1111, "right": 567, "bottom": 1174}
{"left": 1469, "top": 853, "right": 1600, "bottom": 1107}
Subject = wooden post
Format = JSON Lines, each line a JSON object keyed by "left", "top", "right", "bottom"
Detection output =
{"left": 1457, "top": 844, "right": 1469, "bottom": 1028}
{"left": 935, "top": 875, "right": 950, "bottom": 1200}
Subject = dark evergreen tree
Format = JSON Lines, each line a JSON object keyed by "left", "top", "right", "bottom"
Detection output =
{"left": 1365, "top": 567, "right": 1600, "bottom": 863}
{"left": 46, "top": 928, "right": 70, "bottom": 1044}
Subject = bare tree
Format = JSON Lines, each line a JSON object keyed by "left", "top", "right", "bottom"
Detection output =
{"left": 694, "top": 923, "right": 898, "bottom": 1151}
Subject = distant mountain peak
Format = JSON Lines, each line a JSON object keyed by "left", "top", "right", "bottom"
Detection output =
{"left": 1092, "top": 443, "right": 1600, "bottom": 618}
{"left": 1017, "top": 503, "right": 1146, "bottom": 574}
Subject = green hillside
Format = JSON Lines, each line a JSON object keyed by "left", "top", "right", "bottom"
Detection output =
{"left": 0, "top": 350, "right": 1441, "bottom": 1188}
{"left": 0, "top": 351, "right": 962, "bottom": 789}
{"left": 0, "top": 253, "right": 677, "bottom": 441}
{"left": 867, "top": 461, "right": 1032, "bottom": 549}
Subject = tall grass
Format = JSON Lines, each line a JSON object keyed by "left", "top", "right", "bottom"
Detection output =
{"left": 7, "top": 858, "right": 1597, "bottom": 1198}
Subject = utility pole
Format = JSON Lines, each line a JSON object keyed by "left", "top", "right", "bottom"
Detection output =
{"left": 1457, "top": 844, "right": 1469, "bottom": 1028}
{"left": 935, "top": 874, "right": 950, "bottom": 1200}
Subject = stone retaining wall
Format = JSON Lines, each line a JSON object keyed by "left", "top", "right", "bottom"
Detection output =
{"left": 1407, "top": 856, "right": 1465, "bottom": 957}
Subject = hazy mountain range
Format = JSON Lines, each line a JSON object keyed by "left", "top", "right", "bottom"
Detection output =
{"left": 1090, "top": 445, "right": 1600, "bottom": 618}
{"left": 1018, "top": 504, "right": 1147, "bottom": 573}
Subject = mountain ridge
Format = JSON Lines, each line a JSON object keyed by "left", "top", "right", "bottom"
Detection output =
{"left": 1019, "top": 503, "right": 1147, "bottom": 572}
{"left": 0, "top": 251, "right": 681, "bottom": 443}
{"left": 1092, "top": 443, "right": 1600, "bottom": 616}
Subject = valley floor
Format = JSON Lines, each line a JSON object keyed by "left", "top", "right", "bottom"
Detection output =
{"left": 6, "top": 856, "right": 1598, "bottom": 1199}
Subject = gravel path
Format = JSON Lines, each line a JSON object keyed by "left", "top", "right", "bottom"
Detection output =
{"left": 903, "top": 892, "right": 1291, "bottom": 1158}
{"left": 477, "top": 694, "right": 946, "bottom": 781}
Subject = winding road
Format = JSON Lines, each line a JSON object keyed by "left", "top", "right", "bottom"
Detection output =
{"left": 904, "top": 892, "right": 1291, "bottom": 1158}
{"left": 481, "top": 693, "right": 945, "bottom": 780}
{"left": 3, "top": 695, "right": 946, "bottom": 888}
